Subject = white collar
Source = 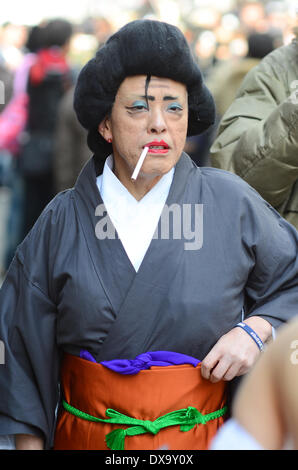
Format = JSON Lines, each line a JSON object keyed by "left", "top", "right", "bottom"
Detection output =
{"left": 96, "top": 155, "right": 174, "bottom": 271}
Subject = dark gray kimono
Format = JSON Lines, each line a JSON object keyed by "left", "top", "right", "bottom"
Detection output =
{"left": 0, "top": 153, "right": 298, "bottom": 448}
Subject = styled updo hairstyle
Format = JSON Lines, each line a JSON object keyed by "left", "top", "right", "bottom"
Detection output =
{"left": 74, "top": 19, "right": 216, "bottom": 161}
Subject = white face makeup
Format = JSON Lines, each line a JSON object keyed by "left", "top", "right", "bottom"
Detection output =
{"left": 99, "top": 75, "right": 188, "bottom": 189}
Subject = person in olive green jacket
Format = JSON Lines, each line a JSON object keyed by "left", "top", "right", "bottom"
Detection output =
{"left": 210, "top": 29, "right": 298, "bottom": 230}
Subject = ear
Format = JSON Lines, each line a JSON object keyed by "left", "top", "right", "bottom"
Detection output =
{"left": 98, "top": 116, "right": 112, "bottom": 142}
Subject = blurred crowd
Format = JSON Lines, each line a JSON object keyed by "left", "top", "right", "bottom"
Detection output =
{"left": 0, "top": 0, "right": 297, "bottom": 280}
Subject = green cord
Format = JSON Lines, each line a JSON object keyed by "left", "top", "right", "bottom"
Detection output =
{"left": 62, "top": 400, "right": 227, "bottom": 450}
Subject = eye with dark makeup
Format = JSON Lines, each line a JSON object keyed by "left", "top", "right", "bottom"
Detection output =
{"left": 125, "top": 101, "right": 149, "bottom": 112}
{"left": 167, "top": 103, "right": 183, "bottom": 112}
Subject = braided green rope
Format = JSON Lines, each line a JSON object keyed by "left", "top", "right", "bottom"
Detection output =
{"left": 62, "top": 400, "right": 227, "bottom": 450}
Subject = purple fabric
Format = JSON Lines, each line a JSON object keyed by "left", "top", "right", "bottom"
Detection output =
{"left": 80, "top": 350, "right": 97, "bottom": 363}
{"left": 80, "top": 350, "right": 200, "bottom": 374}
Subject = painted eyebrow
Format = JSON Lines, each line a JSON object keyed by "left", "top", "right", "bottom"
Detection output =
{"left": 138, "top": 95, "right": 180, "bottom": 101}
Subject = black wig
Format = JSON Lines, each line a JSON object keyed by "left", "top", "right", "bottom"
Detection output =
{"left": 74, "top": 19, "right": 216, "bottom": 160}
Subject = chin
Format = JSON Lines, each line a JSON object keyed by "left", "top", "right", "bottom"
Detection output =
{"left": 142, "top": 168, "right": 169, "bottom": 180}
{"left": 148, "top": 160, "right": 175, "bottom": 174}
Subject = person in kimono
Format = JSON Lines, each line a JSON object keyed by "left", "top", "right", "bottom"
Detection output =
{"left": 0, "top": 19, "right": 297, "bottom": 451}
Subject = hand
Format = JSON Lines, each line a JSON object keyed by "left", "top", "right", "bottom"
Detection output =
{"left": 201, "top": 317, "right": 272, "bottom": 383}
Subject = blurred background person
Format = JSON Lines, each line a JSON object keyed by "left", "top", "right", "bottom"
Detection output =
{"left": 52, "top": 16, "right": 113, "bottom": 193}
{"left": 207, "top": 31, "right": 279, "bottom": 123}
{"left": 0, "top": 22, "right": 27, "bottom": 72}
{"left": 0, "top": 53, "right": 14, "bottom": 282}
{"left": 0, "top": 21, "right": 27, "bottom": 277}
{"left": 0, "top": 63, "right": 13, "bottom": 113}
{"left": 53, "top": 86, "right": 90, "bottom": 193}
{"left": 202, "top": 31, "right": 279, "bottom": 165}
{"left": 19, "top": 18, "right": 73, "bottom": 239}
{"left": 210, "top": 24, "right": 298, "bottom": 230}
{"left": 2, "top": 25, "right": 45, "bottom": 272}
{"left": 238, "top": 0, "right": 267, "bottom": 33}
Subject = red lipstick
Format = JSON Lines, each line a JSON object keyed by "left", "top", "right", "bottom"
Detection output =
{"left": 145, "top": 140, "right": 169, "bottom": 154}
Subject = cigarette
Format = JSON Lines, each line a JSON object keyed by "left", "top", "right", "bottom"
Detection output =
{"left": 131, "top": 146, "right": 149, "bottom": 181}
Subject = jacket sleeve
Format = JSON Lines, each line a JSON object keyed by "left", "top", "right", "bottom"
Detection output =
{"left": 0, "top": 205, "right": 62, "bottom": 449}
{"left": 210, "top": 57, "right": 298, "bottom": 210}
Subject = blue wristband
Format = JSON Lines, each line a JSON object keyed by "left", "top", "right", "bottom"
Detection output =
{"left": 235, "top": 322, "right": 264, "bottom": 351}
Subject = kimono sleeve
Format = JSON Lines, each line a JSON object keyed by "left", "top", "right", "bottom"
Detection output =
{"left": 243, "top": 189, "right": 298, "bottom": 328}
{"left": 0, "top": 207, "right": 62, "bottom": 449}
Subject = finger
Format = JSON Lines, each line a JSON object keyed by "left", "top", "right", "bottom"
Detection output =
{"left": 201, "top": 355, "right": 220, "bottom": 380}
{"left": 223, "top": 362, "right": 242, "bottom": 382}
{"left": 209, "top": 357, "right": 231, "bottom": 383}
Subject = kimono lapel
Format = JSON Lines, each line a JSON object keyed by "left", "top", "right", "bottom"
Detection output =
{"left": 95, "top": 153, "right": 199, "bottom": 361}
{"left": 73, "top": 157, "right": 137, "bottom": 317}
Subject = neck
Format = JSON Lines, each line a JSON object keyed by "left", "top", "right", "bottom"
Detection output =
{"left": 113, "top": 166, "right": 162, "bottom": 201}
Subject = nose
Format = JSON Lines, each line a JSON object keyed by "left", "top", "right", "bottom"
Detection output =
{"left": 147, "top": 108, "right": 167, "bottom": 134}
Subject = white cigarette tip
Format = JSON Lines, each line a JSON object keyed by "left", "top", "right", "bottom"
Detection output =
{"left": 131, "top": 146, "right": 149, "bottom": 181}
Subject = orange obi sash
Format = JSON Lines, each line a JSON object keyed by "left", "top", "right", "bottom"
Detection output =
{"left": 54, "top": 353, "right": 227, "bottom": 450}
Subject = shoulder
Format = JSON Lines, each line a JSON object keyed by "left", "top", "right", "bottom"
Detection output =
{"left": 198, "top": 166, "right": 284, "bottom": 223}
{"left": 260, "top": 41, "right": 296, "bottom": 66}
{"left": 14, "top": 189, "right": 76, "bottom": 295}
{"left": 17, "top": 189, "right": 75, "bottom": 257}
{"left": 199, "top": 166, "right": 259, "bottom": 196}
{"left": 240, "top": 42, "right": 298, "bottom": 91}
{"left": 34, "top": 188, "right": 75, "bottom": 229}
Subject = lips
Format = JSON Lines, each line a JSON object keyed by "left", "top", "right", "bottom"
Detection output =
{"left": 144, "top": 140, "right": 170, "bottom": 154}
